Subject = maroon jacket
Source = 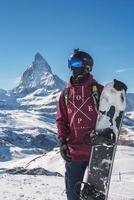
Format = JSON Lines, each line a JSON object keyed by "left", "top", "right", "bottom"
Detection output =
{"left": 56, "top": 74, "right": 103, "bottom": 161}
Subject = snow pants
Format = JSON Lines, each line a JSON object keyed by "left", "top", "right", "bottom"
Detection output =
{"left": 65, "top": 160, "right": 88, "bottom": 200}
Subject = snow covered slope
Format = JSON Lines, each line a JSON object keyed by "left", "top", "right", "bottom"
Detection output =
{"left": 121, "top": 93, "right": 134, "bottom": 145}
{"left": 0, "top": 146, "right": 134, "bottom": 200}
{"left": 0, "top": 53, "right": 66, "bottom": 161}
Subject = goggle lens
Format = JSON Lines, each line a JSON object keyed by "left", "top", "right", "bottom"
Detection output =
{"left": 68, "top": 58, "right": 83, "bottom": 69}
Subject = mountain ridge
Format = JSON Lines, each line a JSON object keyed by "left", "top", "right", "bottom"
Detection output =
{"left": 13, "top": 53, "right": 65, "bottom": 94}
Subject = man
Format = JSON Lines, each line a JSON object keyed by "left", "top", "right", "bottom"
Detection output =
{"left": 56, "top": 49, "right": 103, "bottom": 200}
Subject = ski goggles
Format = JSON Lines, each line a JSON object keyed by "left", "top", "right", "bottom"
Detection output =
{"left": 68, "top": 58, "right": 84, "bottom": 69}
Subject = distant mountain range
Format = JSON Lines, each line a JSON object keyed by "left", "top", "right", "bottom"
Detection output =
{"left": 0, "top": 53, "right": 134, "bottom": 162}
{"left": 126, "top": 93, "right": 134, "bottom": 112}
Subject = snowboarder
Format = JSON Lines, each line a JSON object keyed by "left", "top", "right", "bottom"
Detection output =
{"left": 56, "top": 48, "right": 103, "bottom": 200}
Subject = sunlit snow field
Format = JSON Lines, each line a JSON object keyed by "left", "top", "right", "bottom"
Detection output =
{"left": 0, "top": 146, "right": 134, "bottom": 200}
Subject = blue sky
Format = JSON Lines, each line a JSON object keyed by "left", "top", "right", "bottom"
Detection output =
{"left": 0, "top": 0, "right": 134, "bottom": 92}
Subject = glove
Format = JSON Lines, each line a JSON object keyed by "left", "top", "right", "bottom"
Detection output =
{"left": 60, "top": 138, "right": 72, "bottom": 162}
{"left": 90, "top": 130, "right": 97, "bottom": 142}
{"left": 82, "top": 130, "right": 95, "bottom": 145}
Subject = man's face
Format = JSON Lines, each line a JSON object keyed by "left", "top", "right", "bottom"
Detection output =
{"left": 71, "top": 67, "right": 85, "bottom": 79}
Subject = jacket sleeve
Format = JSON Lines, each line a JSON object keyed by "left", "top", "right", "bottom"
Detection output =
{"left": 56, "top": 91, "right": 70, "bottom": 142}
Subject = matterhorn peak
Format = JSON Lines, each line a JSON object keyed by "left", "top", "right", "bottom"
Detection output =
{"left": 35, "top": 52, "right": 44, "bottom": 61}
{"left": 14, "top": 52, "right": 66, "bottom": 94}
{"left": 32, "top": 52, "right": 52, "bottom": 73}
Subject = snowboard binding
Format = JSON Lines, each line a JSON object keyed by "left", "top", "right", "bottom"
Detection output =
{"left": 91, "top": 128, "right": 116, "bottom": 146}
{"left": 78, "top": 182, "right": 105, "bottom": 200}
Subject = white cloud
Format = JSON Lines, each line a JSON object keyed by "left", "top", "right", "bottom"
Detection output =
{"left": 115, "top": 67, "right": 134, "bottom": 73}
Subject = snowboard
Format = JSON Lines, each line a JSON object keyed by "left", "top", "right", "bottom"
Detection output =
{"left": 80, "top": 79, "right": 127, "bottom": 200}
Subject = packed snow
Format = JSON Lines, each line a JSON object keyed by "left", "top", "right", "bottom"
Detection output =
{"left": 0, "top": 146, "right": 134, "bottom": 200}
